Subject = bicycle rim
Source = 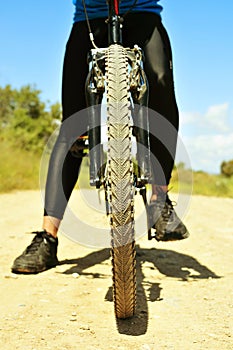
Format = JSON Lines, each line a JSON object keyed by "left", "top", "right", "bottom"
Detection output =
{"left": 106, "top": 44, "right": 136, "bottom": 319}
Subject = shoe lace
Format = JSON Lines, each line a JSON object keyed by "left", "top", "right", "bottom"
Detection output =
{"left": 25, "top": 231, "right": 47, "bottom": 254}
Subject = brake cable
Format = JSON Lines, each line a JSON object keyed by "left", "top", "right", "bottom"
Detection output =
{"left": 82, "top": 0, "right": 99, "bottom": 49}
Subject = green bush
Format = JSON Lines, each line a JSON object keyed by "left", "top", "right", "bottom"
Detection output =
{"left": 0, "top": 141, "right": 40, "bottom": 192}
{"left": 0, "top": 84, "right": 61, "bottom": 152}
{"left": 0, "top": 84, "right": 61, "bottom": 192}
{"left": 221, "top": 160, "right": 233, "bottom": 177}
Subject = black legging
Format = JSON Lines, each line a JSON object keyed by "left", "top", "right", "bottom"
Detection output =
{"left": 44, "top": 13, "right": 179, "bottom": 219}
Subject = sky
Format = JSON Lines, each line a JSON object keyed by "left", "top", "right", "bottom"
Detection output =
{"left": 1, "top": 0, "right": 233, "bottom": 174}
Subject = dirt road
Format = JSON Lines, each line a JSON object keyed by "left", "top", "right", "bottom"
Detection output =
{"left": 0, "top": 190, "right": 232, "bottom": 349}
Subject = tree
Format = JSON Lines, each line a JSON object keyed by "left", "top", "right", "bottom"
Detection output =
{"left": 0, "top": 84, "right": 61, "bottom": 152}
{"left": 221, "top": 160, "right": 233, "bottom": 177}
{"left": 0, "top": 85, "right": 17, "bottom": 129}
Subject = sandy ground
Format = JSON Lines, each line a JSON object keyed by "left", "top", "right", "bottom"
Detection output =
{"left": 0, "top": 190, "right": 233, "bottom": 350}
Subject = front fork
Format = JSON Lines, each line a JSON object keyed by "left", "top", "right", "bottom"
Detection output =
{"left": 127, "top": 46, "right": 152, "bottom": 186}
{"left": 86, "top": 49, "right": 106, "bottom": 188}
{"left": 127, "top": 46, "right": 153, "bottom": 240}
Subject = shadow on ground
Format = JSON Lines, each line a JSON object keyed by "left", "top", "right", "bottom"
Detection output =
{"left": 59, "top": 246, "right": 221, "bottom": 336}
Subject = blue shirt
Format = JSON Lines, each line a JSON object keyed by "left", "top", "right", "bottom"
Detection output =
{"left": 73, "top": 0, "right": 163, "bottom": 22}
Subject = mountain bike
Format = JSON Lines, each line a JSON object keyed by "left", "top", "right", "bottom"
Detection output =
{"left": 83, "top": 0, "right": 154, "bottom": 319}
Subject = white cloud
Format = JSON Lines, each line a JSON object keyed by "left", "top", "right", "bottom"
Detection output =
{"left": 179, "top": 111, "right": 200, "bottom": 125}
{"left": 205, "top": 103, "right": 230, "bottom": 132}
{"left": 178, "top": 103, "right": 233, "bottom": 173}
{"left": 180, "top": 133, "right": 233, "bottom": 173}
{"left": 180, "top": 102, "right": 232, "bottom": 133}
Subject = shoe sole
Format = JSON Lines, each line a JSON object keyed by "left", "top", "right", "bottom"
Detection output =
{"left": 11, "top": 262, "right": 58, "bottom": 274}
{"left": 155, "top": 230, "right": 190, "bottom": 242}
{"left": 11, "top": 267, "right": 47, "bottom": 274}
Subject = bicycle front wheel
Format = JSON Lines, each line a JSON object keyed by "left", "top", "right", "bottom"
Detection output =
{"left": 106, "top": 44, "right": 136, "bottom": 319}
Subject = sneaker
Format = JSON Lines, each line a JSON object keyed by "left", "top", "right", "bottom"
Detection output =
{"left": 148, "top": 190, "right": 189, "bottom": 242}
{"left": 11, "top": 230, "right": 58, "bottom": 274}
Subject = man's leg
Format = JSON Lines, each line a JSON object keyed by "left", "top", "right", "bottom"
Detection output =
{"left": 11, "top": 19, "right": 109, "bottom": 273}
{"left": 43, "top": 217, "right": 61, "bottom": 238}
{"left": 143, "top": 19, "right": 189, "bottom": 241}
{"left": 11, "top": 22, "right": 91, "bottom": 273}
{"left": 122, "top": 13, "right": 189, "bottom": 240}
